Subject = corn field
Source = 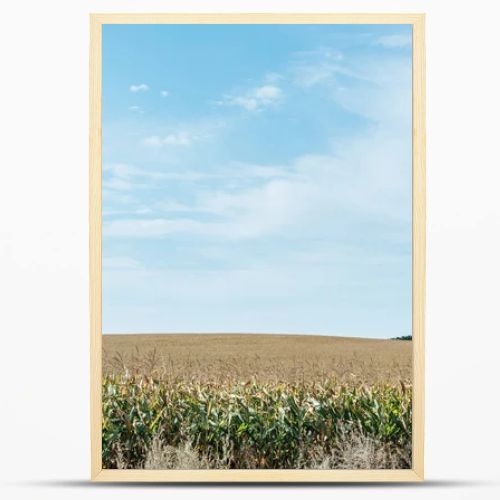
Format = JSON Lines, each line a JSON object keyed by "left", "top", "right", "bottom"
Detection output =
{"left": 102, "top": 374, "right": 412, "bottom": 469}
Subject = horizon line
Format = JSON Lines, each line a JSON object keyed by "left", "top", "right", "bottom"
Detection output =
{"left": 102, "top": 332, "right": 412, "bottom": 340}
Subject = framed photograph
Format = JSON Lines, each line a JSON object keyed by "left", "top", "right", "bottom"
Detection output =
{"left": 90, "top": 13, "right": 425, "bottom": 482}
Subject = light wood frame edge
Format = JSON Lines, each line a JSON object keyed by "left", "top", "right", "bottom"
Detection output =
{"left": 89, "top": 12, "right": 425, "bottom": 483}
{"left": 90, "top": 14, "right": 103, "bottom": 479}
{"left": 411, "top": 13, "right": 425, "bottom": 482}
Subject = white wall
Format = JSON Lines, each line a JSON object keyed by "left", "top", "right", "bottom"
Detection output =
{"left": 1, "top": 1, "right": 499, "bottom": 498}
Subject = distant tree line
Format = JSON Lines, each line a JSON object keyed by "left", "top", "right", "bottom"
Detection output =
{"left": 392, "top": 335, "right": 412, "bottom": 341}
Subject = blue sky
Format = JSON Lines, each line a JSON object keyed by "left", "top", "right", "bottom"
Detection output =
{"left": 102, "top": 24, "right": 413, "bottom": 337}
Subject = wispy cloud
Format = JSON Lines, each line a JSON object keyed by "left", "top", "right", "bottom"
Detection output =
{"left": 290, "top": 48, "right": 345, "bottom": 88}
{"left": 145, "top": 131, "right": 196, "bottom": 146}
{"left": 103, "top": 256, "right": 142, "bottom": 269}
{"left": 375, "top": 34, "right": 412, "bottom": 48}
{"left": 103, "top": 131, "right": 410, "bottom": 241}
{"left": 144, "top": 131, "right": 194, "bottom": 146}
{"left": 160, "top": 90, "right": 170, "bottom": 97}
{"left": 217, "top": 84, "right": 283, "bottom": 112}
{"left": 142, "top": 119, "right": 224, "bottom": 148}
{"left": 102, "top": 161, "right": 289, "bottom": 209}
{"left": 289, "top": 46, "right": 411, "bottom": 126}
{"left": 104, "top": 163, "right": 155, "bottom": 179}
{"left": 129, "top": 83, "right": 149, "bottom": 93}
{"left": 105, "top": 45, "right": 411, "bottom": 242}
{"left": 128, "top": 105, "right": 143, "bottom": 113}
{"left": 264, "top": 72, "right": 285, "bottom": 83}
{"left": 103, "top": 163, "right": 208, "bottom": 187}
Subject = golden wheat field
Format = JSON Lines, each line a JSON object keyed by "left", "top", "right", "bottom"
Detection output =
{"left": 103, "top": 333, "right": 412, "bottom": 385}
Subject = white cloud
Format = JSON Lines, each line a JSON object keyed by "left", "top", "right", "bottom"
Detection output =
{"left": 291, "top": 48, "right": 345, "bottom": 88}
{"left": 223, "top": 162, "right": 288, "bottom": 180}
{"left": 104, "top": 119, "right": 410, "bottom": 241}
{"left": 155, "top": 201, "right": 193, "bottom": 213}
{"left": 218, "top": 85, "right": 283, "bottom": 112}
{"left": 143, "top": 131, "right": 193, "bottom": 146}
{"left": 104, "top": 163, "right": 205, "bottom": 182}
{"left": 104, "top": 218, "right": 207, "bottom": 238}
{"left": 143, "top": 119, "right": 224, "bottom": 148}
{"left": 163, "top": 131, "right": 193, "bottom": 145}
{"left": 102, "top": 164, "right": 212, "bottom": 201}
{"left": 103, "top": 165, "right": 147, "bottom": 192}
{"left": 103, "top": 257, "right": 142, "bottom": 269}
{"left": 293, "top": 47, "right": 343, "bottom": 61}
{"left": 375, "top": 34, "right": 412, "bottom": 48}
{"left": 104, "top": 163, "right": 143, "bottom": 178}
{"left": 129, "top": 83, "right": 149, "bottom": 93}
{"left": 264, "top": 72, "right": 284, "bottom": 83}
{"left": 103, "top": 177, "right": 134, "bottom": 191}
{"left": 142, "top": 119, "right": 226, "bottom": 148}
{"left": 103, "top": 174, "right": 308, "bottom": 239}
{"left": 290, "top": 46, "right": 411, "bottom": 127}
{"left": 135, "top": 207, "right": 153, "bottom": 215}
{"left": 104, "top": 137, "right": 409, "bottom": 242}
{"left": 254, "top": 85, "right": 282, "bottom": 101}
{"left": 128, "top": 105, "right": 143, "bottom": 113}
{"left": 160, "top": 90, "right": 170, "bottom": 97}
{"left": 106, "top": 46, "right": 411, "bottom": 243}
{"left": 102, "top": 189, "right": 135, "bottom": 205}
{"left": 142, "top": 135, "right": 162, "bottom": 146}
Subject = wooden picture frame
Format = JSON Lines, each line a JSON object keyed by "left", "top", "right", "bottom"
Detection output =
{"left": 90, "top": 13, "right": 425, "bottom": 482}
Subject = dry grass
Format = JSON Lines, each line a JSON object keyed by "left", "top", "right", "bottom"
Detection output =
{"left": 103, "top": 333, "right": 412, "bottom": 385}
{"left": 141, "top": 429, "right": 411, "bottom": 470}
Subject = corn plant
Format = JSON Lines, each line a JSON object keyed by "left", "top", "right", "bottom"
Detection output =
{"left": 102, "top": 375, "right": 412, "bottom": 469}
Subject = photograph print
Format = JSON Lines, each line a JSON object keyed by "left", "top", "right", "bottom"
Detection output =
{"left": 95, "top": 18, "right": 423, "bottom": 474}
